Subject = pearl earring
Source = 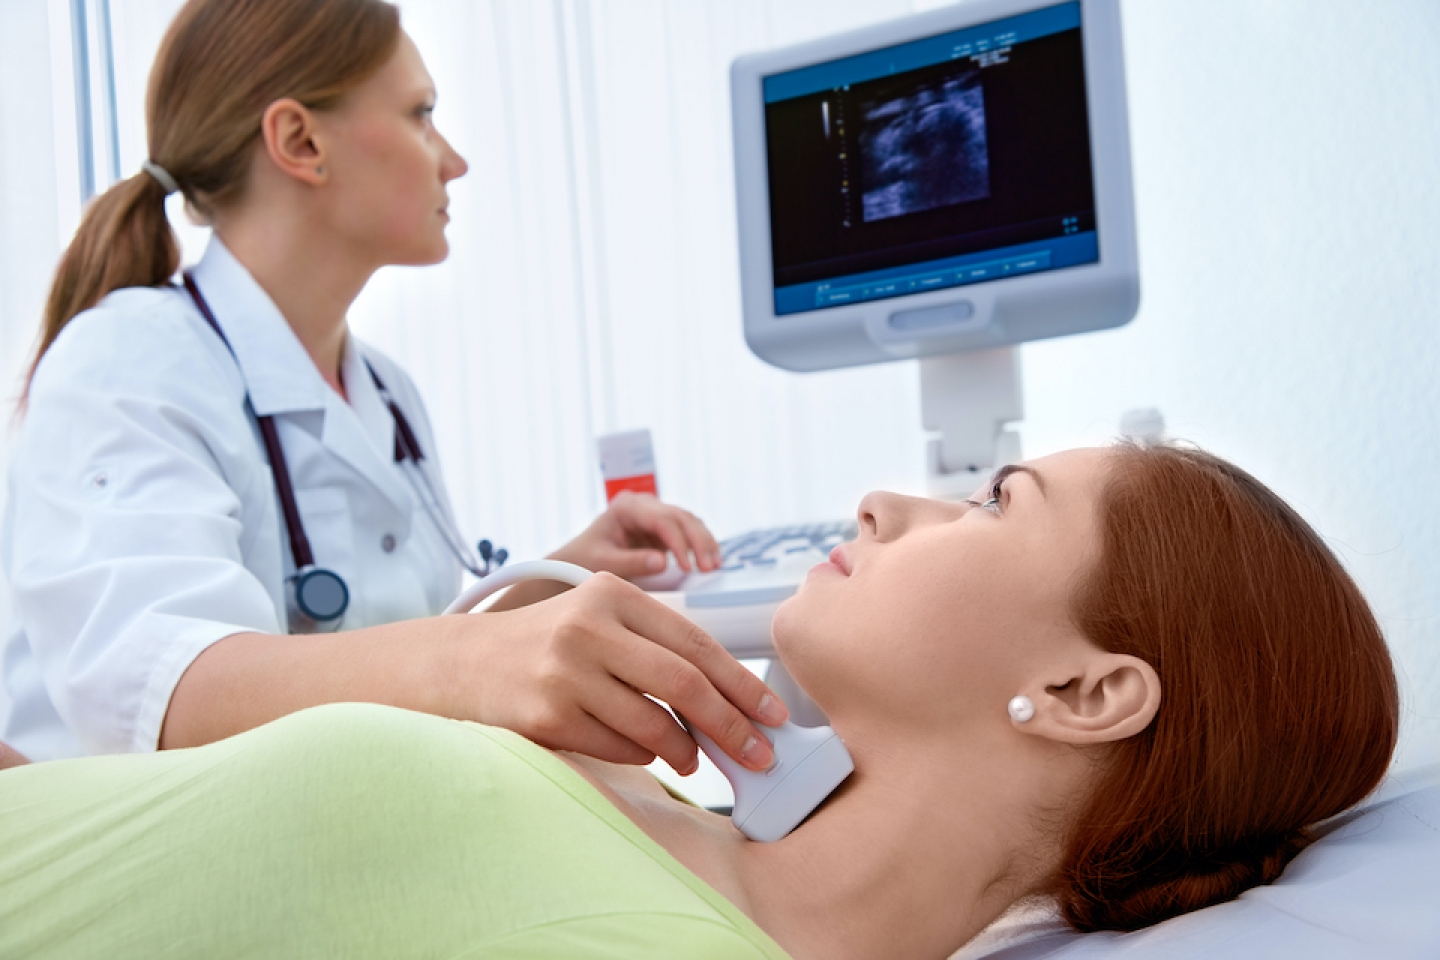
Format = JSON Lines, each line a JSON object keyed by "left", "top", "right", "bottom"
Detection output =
{"left": 1007, "top": 695, "right": 1035, "bottom": 723}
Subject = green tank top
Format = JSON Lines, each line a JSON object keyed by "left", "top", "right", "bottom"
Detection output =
{"left": 0, "top": 703, "right": 790, "bottom": 959}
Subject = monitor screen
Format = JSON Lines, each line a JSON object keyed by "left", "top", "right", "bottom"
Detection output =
{"left": 762, "top": 2, "right": 1097, "bottom": 317}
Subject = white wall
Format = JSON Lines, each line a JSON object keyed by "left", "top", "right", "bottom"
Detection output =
{"left": 1, "top": 0, "right": 1436, "bottom": 771}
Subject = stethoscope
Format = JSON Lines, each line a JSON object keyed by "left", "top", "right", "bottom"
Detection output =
{"left": 183, "top": 274, "right": 506, "bottom": 629}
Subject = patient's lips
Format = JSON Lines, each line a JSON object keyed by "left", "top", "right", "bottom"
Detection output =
{"left": 807, "top": 544, "right": 851, "bottom": 580}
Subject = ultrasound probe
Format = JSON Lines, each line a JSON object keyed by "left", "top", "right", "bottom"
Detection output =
{"left": 445, "top": 560, "right": 854, "bottom": 841}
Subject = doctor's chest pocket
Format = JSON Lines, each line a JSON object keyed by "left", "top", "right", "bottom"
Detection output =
{"left": 287, "top": 487, "right": 357, "bottom": 633}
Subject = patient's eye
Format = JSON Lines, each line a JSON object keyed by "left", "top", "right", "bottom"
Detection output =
{"left": 966, "top": 480, "right": 1004, "bottom": 516}
{"left": 980, "top": 479, "right": 1005, "bottom": 515}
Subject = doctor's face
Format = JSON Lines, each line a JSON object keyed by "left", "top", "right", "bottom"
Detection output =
{"left": 315, "top": 31, "right": 468, "bottom": 266}
{"left": 771, "top": 448, "right": 1107, "bottom": 736}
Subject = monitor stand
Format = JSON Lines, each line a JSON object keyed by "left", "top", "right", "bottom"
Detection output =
{"left": 921, "top": 346, "right": 1024, "bottom": 500}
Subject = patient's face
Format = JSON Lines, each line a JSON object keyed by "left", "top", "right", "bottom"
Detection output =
{"left": 772, "top": 448, "right": 1107, "bottom": 736}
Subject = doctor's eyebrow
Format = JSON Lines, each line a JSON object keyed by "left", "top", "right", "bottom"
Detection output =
{"left": 993, "top": 463, "right": 1047, "bottom": 499}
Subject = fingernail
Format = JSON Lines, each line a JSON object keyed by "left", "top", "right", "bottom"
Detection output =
{"left": 740, "top": 735, "right": 774, "bottom": 771}
{"left": 756, "top": 693, "right": 788, "bottom": 725}
{"left": 711, "top": 551, "right": 722, "bottom": 568}
{"left": 647, "top": 553, "right": 665, "bottom": 572}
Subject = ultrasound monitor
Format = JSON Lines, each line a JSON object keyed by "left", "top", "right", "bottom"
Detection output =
{"left": 731, "top": 0, "right": 1138, "bottom": 492}
{"left": 731, "top": 0, "right": 1138, "bottom": 375}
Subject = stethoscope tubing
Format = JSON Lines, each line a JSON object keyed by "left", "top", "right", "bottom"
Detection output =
{"left": 368, "top": 372, "right": 487, "bottom": 578}
{"left": 183, "top": 274, "right": 323, "bottom": 575}
{"left": 182, "top": 273, "right": 490, "bottom": 620}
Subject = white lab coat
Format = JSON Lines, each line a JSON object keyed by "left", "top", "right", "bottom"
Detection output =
{"left": 0, "top": 238, "right": 462, "bottom": 761}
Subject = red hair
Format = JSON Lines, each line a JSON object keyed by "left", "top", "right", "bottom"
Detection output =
{"left": 1053, "top": 442, "right": 1398, "bottom": 931}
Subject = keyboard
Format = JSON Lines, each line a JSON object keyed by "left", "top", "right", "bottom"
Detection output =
{"left": 640, "top": 520, "right": 858, "bottom": 659}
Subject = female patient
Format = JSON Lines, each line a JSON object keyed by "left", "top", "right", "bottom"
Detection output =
{"left": 0, "top": 443, "right": 1398, "bottom": 959}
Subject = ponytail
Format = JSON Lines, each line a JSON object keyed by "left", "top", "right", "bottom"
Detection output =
{"left": 24, "top": 0, "right": 400, "bottom": 402}
{"left": 27, "top": 172, "right": 178, "bottom": 400}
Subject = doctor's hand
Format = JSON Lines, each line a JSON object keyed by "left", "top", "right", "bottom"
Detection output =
{"left": 555, "top": 491, "right": 722, "bottom": 580}
{"left": 445, "top": 572, "right": 789, "bottom": 773}
{"left": 0, "top": 739, "right": 30, "bottom": 771}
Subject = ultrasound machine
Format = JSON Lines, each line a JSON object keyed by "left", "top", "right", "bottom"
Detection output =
{"left": 638, "top": 0, "right": 1139, "bottom": 720}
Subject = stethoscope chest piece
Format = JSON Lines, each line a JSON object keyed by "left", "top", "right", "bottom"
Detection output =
{"left": 292, "top": 566, "right": 349, "bottom": 623}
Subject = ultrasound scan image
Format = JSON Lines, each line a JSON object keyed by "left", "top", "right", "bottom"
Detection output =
{"left": 858, "top": 69, "right": 991, "bottom": 222}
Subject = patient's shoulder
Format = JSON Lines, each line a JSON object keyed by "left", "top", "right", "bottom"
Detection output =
{"left": 556, "top": 750, "right": 677, "bottom": 804}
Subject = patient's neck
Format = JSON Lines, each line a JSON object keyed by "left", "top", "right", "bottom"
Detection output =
{"left": 727, "top": 726, "right": 1069, "bottom": 960}
{"left": 567, "top": 721, "right": 1077, "bottom": 959}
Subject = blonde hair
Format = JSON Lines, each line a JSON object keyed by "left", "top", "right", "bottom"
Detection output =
{"left": 28, "top": 0, "right": 400, "bottom": 400}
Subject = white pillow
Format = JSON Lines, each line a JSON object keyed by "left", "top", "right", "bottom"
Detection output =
{"left": 954, "top": 763, "right": 1440, "bottom": 960}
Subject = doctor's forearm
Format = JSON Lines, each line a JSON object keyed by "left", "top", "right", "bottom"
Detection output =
{"left": 159, "top": 623, "right": 464, "bottom": 750}
{"left": 157, "top": 578, "right": 783, "bottom": 776}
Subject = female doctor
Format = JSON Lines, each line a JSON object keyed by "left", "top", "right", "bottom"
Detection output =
{"left": 1, "top": 0, "right": 788, "bottom": 771}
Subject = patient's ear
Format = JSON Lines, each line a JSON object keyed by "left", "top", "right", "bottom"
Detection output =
{"left": 1018, "top": 651, "right": 1161, "bottom": 745}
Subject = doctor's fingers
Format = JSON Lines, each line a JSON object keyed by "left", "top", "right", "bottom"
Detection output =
{"left": 576, "top": 679, "right": 703, "bottom": 774}
{"left": 616, "top": 498, "right": 721, "bottom": 572}
{"left": 523, "top": 700, "right": 659, "bottom": 767}
{"left": 605, "top": 583, "right": 788, "bottom": 766}
{"left": 665, "top": 509, "right": 722, "bottom": 572}
{"left": 603, "top": 641, "right": 776, "bottom": 773}
{"left": 492, "top": 612, "right": 716, "bottom": 771}
{"left": 562, "top": 574, "right": 789, "bottom": 746}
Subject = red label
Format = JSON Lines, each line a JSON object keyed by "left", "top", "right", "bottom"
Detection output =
{"left": 604, "top": 474, "right": 658, "bottom": 501}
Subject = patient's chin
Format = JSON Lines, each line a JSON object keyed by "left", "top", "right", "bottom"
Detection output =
{"left": 770, "top": 600, "right": 824, "bottom": 671}
{"left": 767, "top": 617, "right": 840, "bottom": 725}
{"left": 769, "top": 592, "right": 807, "bottom": 654}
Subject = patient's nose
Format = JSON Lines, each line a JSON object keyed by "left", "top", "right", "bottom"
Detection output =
{"left": 857, "top": 490, "right": 953, "bottom": 542}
